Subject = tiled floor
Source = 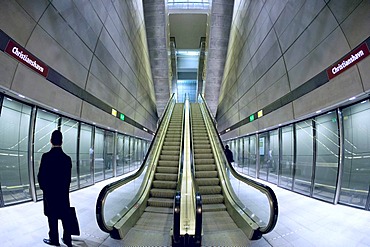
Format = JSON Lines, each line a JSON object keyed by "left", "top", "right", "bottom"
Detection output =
{"left": 1, "top": 173, "right": 370, "bottom": 247}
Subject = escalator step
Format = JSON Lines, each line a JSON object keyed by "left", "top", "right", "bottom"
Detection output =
{"left": 196, "top": 178, "right": 220, "bottom": 186}
{"left": 196, "top": 171, "right": 218, "bottom": 178}
{"left": 145, "top": 206, "right": 173, "bottom": 214}
{"left": 158, "top": 160, "right": 178, "bottom": 167}
{"left": 193, "top": 140, "right": 210, "bottom": 145}
{"left": 194, "top": 144, "right": 211, "bottom": 149}
{"left": 150, "top": 188, "right": 176, "bottom": 198}
{"left": 152, "top": 180, "right": 177, "bottom": 189}
{"left": 162, "top": 146, "right": 180, "bottom": 151}
{"left": 202, "top": 204, "right": 226, "bottom": 212}
{"left": 194, "top": 158, "right": 215, "bottom": 164}
{"left": 202, "top": 194, "right": 224, "bottom": 204}
{"left": 147, "top": 198, "right": 173, "bottom": 208}
{"left": 194, "top": 148, "right": 212, "bottom": 154}
{"left": 161, "top": 150, "right": 180, "bottom": 156}
{"left": 159, "top": 154, "right": 180, "bottom": 161}
{"left": 155, "top": 173, "right": 178, "bottom": 181}
{"left": 163, "top": 141, "right": 181, "bottom": 146}
{"left": 195, "top": 164, "right": 216, "bottom": 171}
{"left": 156, "top": 167, "right": 178, "bottom": 174}
{"left": 194, "top": 153, "right": 214, "bottom": 159}
{"left": 199, "top": 185, "right": 222, "bottom": 195}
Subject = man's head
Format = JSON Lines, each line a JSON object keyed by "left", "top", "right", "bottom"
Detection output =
{"left": 51, "top": 130, "right": 63, "bottom": 146}
{"left": 225, "top": 145, "right": 229, "bottom": 149}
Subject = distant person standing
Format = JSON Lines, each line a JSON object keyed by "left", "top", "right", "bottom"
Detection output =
{"left": 38, "top": 130, "right": 73, "bottom": 247}
{"left": 224, "top": 145, "right": 234, "bottom": 164}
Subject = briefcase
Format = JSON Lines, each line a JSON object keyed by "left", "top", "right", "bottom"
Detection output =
{"left": 68, "top": 207, "right": 80, "bottom": 236}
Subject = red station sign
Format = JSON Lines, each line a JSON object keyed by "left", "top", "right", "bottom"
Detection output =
{"left": 4, "top": 40, "right": 49, "bottom": 78}
{"left": 327, "top": 42, "right": 370, "bottom": 80}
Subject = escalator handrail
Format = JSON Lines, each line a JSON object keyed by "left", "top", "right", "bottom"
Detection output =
{"left": 189, "top": 102, "right": 200, "bottom": 192}
{"left": 195, "top": 192, "right": 202, "bottom": 244}
{"left": 189, "top": 102, "right": 202, "bottom": 242}
{"left": 96, "top": 94, "right": 176, "bottom": 233}
{"left": 173, "top": 191, "right": 181, "bottom": 244}
{"left": 198, "top": 94, "right": 278, "bottom": 234}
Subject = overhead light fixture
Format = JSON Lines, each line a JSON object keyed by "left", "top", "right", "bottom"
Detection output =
{"left": 349, "top": 97, "right": 356, "bottom": 101}
{"left": 316, "top": 110, "right": 322, "bottom": 114}
{"left": 18, "top": 94, "right": 25, "bottom": 98}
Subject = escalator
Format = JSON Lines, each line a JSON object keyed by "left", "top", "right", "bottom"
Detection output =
{"left": 191, "top": 104, "right": 225, "bottom": 212}
{"left": 191, "top": 99, "right": 279, "bottom": 246}
{"left": 148, "top": 103, "right": 183, "bottom": 211}
{"left": 96, "top": 95, "right": 278, "bottom": 246}
{"left": 122, "top": 104, "right": 183, "bottom": 245}
{"left": 191, "top": 103, "right": 248, "bottom": 245}
{"left": 96, "top": 97, "right": 184, "bottom": 246}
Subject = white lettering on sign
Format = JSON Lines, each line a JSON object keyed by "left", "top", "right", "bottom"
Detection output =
{"left": 327, "top": 42, "right": 369, "bottom": 80}
{"left": 11, "top": 47, "right": 45, "bottom": 73}
{"left": 331, "top": 50, "right": 365, "bottom": 75}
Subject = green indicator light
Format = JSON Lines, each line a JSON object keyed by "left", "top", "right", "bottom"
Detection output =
{"left": 249, "top": 114, "right": 255, "bottom": 122}
{"left": 120, "top": 113, "right": 125, "bottom": 121}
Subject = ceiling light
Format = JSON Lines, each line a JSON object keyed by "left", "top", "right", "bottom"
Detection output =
{"left": 349, "top": 97, "right": 356, "bottom": 101}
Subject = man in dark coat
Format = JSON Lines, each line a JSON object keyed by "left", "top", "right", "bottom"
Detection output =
{"left": 224, "top": 145, "right": 234, "bottom": 164}
{"left": 38, "top": 130, "right": 72, "bottom": 247}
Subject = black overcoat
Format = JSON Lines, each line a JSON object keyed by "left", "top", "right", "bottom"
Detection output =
{"left": 37, "top": 147, "right": 72, "bottom": 218}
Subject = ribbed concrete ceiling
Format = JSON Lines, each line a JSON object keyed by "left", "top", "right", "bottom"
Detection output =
{"left": 169, "top": 14, "right": 207, "bottom": 49}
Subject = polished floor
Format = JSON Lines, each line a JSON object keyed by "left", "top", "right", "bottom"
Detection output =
{"left": 1, "top": 171, "right": 370, "bottom": 247}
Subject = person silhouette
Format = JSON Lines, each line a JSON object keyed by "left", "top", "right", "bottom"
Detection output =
{"left": 37, "top": 130, "right": 73, "bottom": 247}
{"left": 224, "top": 145, "right": 234, "bottom": 164}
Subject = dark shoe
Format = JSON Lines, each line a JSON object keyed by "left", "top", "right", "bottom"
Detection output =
{"left": 61, "top": 238, "right": 72, "bottom": 247}
{"left": 43, "top": 238, "right": 60, "bottom": 246}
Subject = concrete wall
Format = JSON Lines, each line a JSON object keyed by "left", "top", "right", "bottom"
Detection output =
{"left": 217, "top": 0, "right": 370, "bottom": 140}
{"left": 0, "top": 0, "right": 157, "bottom": 139}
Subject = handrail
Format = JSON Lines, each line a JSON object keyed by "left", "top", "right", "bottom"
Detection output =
{"left": 172, "top": 102, "right": 186, "bottom": 244}
{"left": 194, "top": 192, "right": 202, "bottom": 245}
{"left": 173, "top": 191, "right": 181, "bottom": 244}
{"left": 96, "top": 94, "right": 176, "bottom": 233}
{"left": 189, "top": 102, "right": 199, "bottom": 192}
{"left": 189, "top": 102, "right": 202, "bottom": 245}
{"left": 198, "top": 94, "right": 278, "bottom": 235}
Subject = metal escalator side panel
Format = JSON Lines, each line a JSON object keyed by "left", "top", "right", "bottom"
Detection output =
{"left": 95, "top": 95, "right": 176, "bottom": 237}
